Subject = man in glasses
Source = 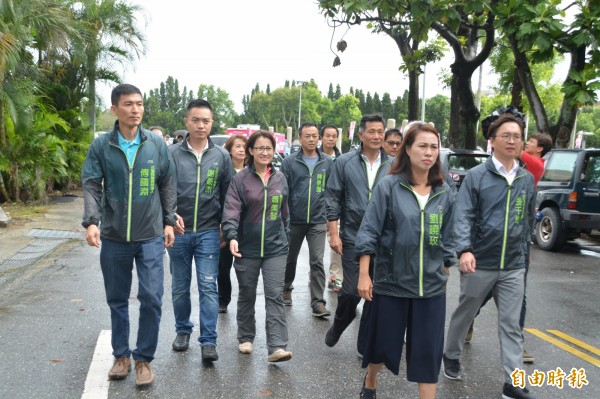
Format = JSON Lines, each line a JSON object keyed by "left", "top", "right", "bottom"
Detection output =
{"left": 442, "top": 114, "right": 537, "bottom": 399}
{"left": 383, "top": 128, "right": 403, "bottom": 158}
{"left": 167, "top": 99, "right": 233, "bottom": 363}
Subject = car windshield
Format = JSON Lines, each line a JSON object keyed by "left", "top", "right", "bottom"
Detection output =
{"left": 210, "top": 135, "right": 229, "bottom": 147}
{"left": 541, "top": 152, "right": 578, "bottom": 182}
{"left": 447, "top": 154, "right": 488, "bottom": 171}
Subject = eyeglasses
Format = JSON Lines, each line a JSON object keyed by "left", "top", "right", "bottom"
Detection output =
{"left": 253, "top": 146, "right": 273, "bottom": 153}
{"left": 189, "top": 117, "right": 212, "bottom": 125}
{"left": 495, "top": 134, "right": 523, "bottom": 142}
{"left": 385, "top": 141, "right": 402, "bottom": 147}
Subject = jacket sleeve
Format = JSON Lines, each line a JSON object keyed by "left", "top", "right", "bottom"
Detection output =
{"left": 326, "top": 156, "right": 344, "bottom": 222}
{"left": 281, "top": 175, "right": 290, "bottom": 240}
{"left": 453, "top": 170, "right": 478, "bottom": 255}
{"left": 221, "top": 177, "right": 242, "bottom": 241}
{"left": 527, "top": 176, "right": 536, "bottom": 243}
{"left": 441, "top": 185, "right": 457, "bottom": 266}
{"left": 220, "top": 153, "right": 234, "bottom": 210}
{"left": 355, "top": 181, "right": 389, "bottom": 256}
{"left": 158, "top": 140, "right": 177, "bottom": 226}
{"left": 81, "top": 140, "right": 103, "bottom": 228}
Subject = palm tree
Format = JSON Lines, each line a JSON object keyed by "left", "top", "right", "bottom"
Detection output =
{"left": 0, "top": 0, "right": 75, "bottom": 202}
{"left": 69, "top": 0, "right": 147, "bottom": 134}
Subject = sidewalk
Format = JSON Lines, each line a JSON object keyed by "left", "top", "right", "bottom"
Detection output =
{"left": 0, "top": 195, "right": 84, "bottom": 285}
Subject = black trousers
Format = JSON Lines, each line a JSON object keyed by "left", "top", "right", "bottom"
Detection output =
{"left": 331, "top": 243, "right": 373, "bottom": 353}
{"left": 218, "top": 245, "right": 234, "bottom": 306}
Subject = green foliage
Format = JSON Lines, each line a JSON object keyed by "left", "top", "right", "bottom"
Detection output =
{"left": 142, "top": 76, "right": 192, "bottom": 134}
{"left": 425, "top": 94, "right": 450, "bottom": 137}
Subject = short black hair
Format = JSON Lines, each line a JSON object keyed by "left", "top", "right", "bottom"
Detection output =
{"left": 299, "top": 122, "right": 318, "bottom": 136}
{"left": 488, "top": 114, "right": 525, "bottom": 139}
{"left": 531, "top": 133, "right": 553, "bottom": 156}
{"left": 385, "top": 128, "right": 402, "bottom": 141}
{"left": 187, "top": 99, "right": 213, "bottom": 114}
{"left": 320, "top": 125, "right": 338, "bottom": 138}
{"left": 359, "top": 114, "right": 385, "bottom": 133}
{"left": 111, "top": 83, "right": 142, "bottom": 105}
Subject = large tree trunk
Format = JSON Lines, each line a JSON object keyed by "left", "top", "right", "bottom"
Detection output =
{"left": 407, "top": 69, "right": 420, "bottom": 121}
{"left": 11, "top": 162, "right": 18, "bottom": 203}
{"left": 0, "top": 172, "right": 10, "bottom": 203}
{"left": 551, "top": 46, "right": 586, "bottom": 148}
{"left": 448, "top": 64, "right": 479, "bottom": 149}
{"left": 433, "top": 12, "right": 495, "bottom": 149}
{"left": 510, "top": 71, "right": 523, "bottom": 110}
{"left": 87, "top": 54, "right": 97, "bottom": 133}
{"left": 508, "top": 34, "right": 550, "bottom": 135}
{"left": 387, "top": 29, "right": 420, "bottom": 121}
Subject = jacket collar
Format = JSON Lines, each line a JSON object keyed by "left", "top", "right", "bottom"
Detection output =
{"left": 484, "top": 156, "right": 527, "bottom": 177}
{"left": 109, "top": 120, "right": 147, "bottom": 144}
{"left": 355, "top": 143, "right": 389, "bottom": 163}
{"left": 294, "top": 147, "right": 324, "bottom": 160}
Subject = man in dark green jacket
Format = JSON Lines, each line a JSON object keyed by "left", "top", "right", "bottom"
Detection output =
{"left": 324, "top": 114, "right": 392, "bottom": 355}
{"left": 281, "top": 122, "right": 333, "bottom": 317}
{"left": 167, "top": 99, "right": 233, "bottom": 362}
{"left": 82, "top": 84, "right": 176, "bottom": 388}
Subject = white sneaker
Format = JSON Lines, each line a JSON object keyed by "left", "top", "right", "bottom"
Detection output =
{"left": 267, "top": 348, "right": 292, "bottom": 362}
{"left": 238, "top": 342, "right": 253, "bottom": 354}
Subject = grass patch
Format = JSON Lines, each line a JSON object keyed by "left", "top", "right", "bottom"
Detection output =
{"left": 1, "top": 203, "right": 48, "bottom": 220}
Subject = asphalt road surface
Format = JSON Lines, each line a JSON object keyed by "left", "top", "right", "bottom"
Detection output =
{"left": 0, "top": 197, "right": 599, "bottom": 398}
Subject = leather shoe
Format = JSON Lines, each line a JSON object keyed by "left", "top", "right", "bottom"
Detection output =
{"left": 325, "top": 325, "right": 341, "bottom": 347}
{"left": 201, "top": 345, "right": 219, "bottom": 362}
{"left": 172, "top": 333, "right": 190, "bottom": 351}
{"left": 134, "top": 361, "right": 155, "bottom": 387}
{"left": 108, "top": 357, "right": 130, "bottom": 380}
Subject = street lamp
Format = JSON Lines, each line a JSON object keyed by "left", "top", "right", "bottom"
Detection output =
{"left": 296, "top": 81, "right": 306, "bottom": 131}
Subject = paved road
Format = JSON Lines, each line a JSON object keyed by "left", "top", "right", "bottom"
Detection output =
{"left": 0, "top": 196, "right": 599, "bottom": 398}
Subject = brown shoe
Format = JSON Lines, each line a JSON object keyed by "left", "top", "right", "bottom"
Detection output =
{"left": 282, "top": 290, "right": 292, "bottom": 306}
{"left": 134, "top": 360, "right": 155, "bottom": 387}
{"left": 108, "top": 357, "right": 130, "bottom": 380}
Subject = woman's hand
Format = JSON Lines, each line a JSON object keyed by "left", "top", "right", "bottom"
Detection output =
{"left": 358, "top": 273, "right": 373, "bottom": 301}
{"left": 229, "top": 239, "right": 241, "bottom": 258}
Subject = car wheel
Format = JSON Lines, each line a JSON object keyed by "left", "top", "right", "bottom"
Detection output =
{"left": 535, "top": 207, "right": 566, "bottom": 251}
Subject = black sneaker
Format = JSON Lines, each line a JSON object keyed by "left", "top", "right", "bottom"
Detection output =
{"left": 201, "top": 345, "right": 219, "bottom": 362}
{"left": 523, "top": 349, "right": 534, "bottom": 364}
{"left": 218, "top": 303, "right": 228, "bottom": 314}
{"left": 325, "top": 325, "right": 342, "bottom": 347}
{"left": 282, "top": 290, "right": 292, "bottom": 306}
{"left": 442, "top": 354, "right": 463, "bottom": 380}
{"left": 360, "top": 386, "right": 376, "bottom": 399}
{"left": 172, "top": 333, "right": 190, "bottom": 351}
{"left": 502, "top": 383, "right": 537, "bottom": 399}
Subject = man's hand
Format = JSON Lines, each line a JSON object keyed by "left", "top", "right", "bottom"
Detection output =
{"left": 230, "top": 239, "right": 241, "bottom": 258}
{"left": 459, "top": 252, "right": 476, "bottom": 273}
{"left": 85, "top": 225, "right": 101, "bottom": 248}
{"left": 358, "top": 273, "right": 373, "bottom": 301}
{"left": 329, "top": 234, "right": 343, "bottom": 255}
{"left": 164, "top": 225, "right": 175, "bottom": 248}
{"left": 174, "top": 214, "right": 185, "bottom": 235}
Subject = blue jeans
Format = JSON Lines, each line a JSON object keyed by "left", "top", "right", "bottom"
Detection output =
{"left": 100, "top": 236, "right": 164, "bottom": 362}
{"left": 169, "top": 228, "right": 220, "bottom": 346}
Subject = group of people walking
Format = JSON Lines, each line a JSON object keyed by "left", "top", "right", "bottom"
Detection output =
{"left": 82, "top": 83, "right": 545, "bottom": 399}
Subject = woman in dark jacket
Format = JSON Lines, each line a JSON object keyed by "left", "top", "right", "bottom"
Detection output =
{"left": 221, "top": 130, "right": 292, "bottom": 362}
{"left": 356, "top": 123, "right": 455, "bottom": 399}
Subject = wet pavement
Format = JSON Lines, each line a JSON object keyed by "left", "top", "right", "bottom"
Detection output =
{"left": 0, "top": 196, "right": 599, "bottom": 398}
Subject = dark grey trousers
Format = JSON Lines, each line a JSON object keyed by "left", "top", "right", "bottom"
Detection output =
{"left": 284, "top": 223, "right": 327, "bottom": 308}
{"left": 234, "top": 255, "right": 288, "bottom": 354}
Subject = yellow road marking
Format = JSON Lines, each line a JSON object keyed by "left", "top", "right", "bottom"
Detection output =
{"left": 547, "top": 329, "right": 600, "bottom": 357}
{"left": 524, "top": 328, "right": 600, "bottom": 367}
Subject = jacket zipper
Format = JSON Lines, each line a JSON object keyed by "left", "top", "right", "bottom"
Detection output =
{"left": 193, "top": 159, "right": 201, "bottom": 233}
{"left": 499, "top": 173, "right": 525, "bottom": 269}
{"left": 363, "top": 157, "right": 389, "bottom": 201}
{"left": 110, "top": 140, "right": 143, "bottom": 242}
{"left": 401, "top": 183, "right": 445, "bottom": 297}
{"left": 298, "top": 157, "right": 324, "bottom": 223}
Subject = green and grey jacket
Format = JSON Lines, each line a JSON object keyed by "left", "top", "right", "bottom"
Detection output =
{"left": 326, "top": 145, "right": 391, "bottom": 245}
{"left": 221, "top": 164, "right": 289, "bottom": 258}
{"left": 454, "top": 157, "right": 535, "bottom": 270}
{"left": 355, "top": 175, "right": 456, "bottom": 298}
{"left": 169, "top": 136, "right": 233, "bottom": 233}
{"left": 280, "top": 149, "right": 333, "bottom": 224}
{"left": 82, "top": 122, "right": 176, "bottom": 242}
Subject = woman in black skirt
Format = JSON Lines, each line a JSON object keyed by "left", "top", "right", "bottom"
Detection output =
{"left": 355, "top": 123, "right": 455, "bottom": 399}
